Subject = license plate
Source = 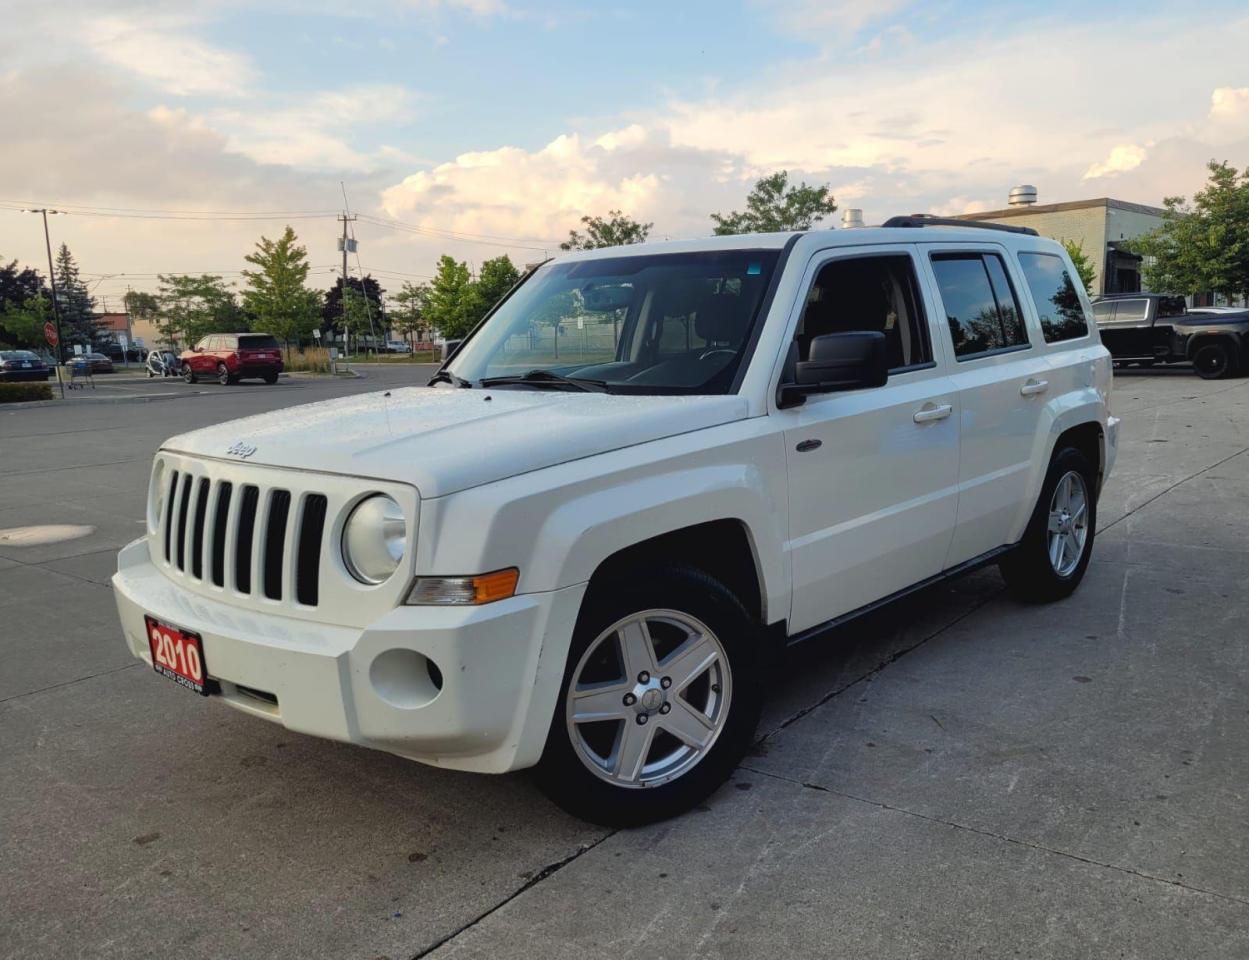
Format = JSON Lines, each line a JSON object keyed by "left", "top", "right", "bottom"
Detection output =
{"left": 145, "top": 615, "right": 209, "bottom": 695}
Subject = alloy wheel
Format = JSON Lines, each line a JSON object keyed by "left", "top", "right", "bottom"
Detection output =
{"left": 1047, "top": 470, "right": 1089, "bottom": 577}
{"left": 565, "top": 609, "right": 732, "bottom": 789}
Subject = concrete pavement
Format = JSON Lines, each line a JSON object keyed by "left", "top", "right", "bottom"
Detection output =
{"left": 1, "top": 368, "right": 1247, "bottom": 959}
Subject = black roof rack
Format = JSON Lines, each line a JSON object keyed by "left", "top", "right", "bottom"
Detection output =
{"left": 882, "top": 214, "right": 1038, "bottom": 237}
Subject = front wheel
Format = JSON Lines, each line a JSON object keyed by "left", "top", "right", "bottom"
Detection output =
{"left": 1000, "top": 446, "right": 1097, "bottom": 602}
{"left": 535, "top": 566, "right": 763, "bottom": 826}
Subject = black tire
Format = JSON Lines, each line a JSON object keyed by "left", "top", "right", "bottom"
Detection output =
{"left": 263, "top": 371, "right": 279, "bottom": 384}
{"left": 1000, "top": 446, "right": 1098, "bottom": 602}
{"left": 182, "top": 363, "right": 196, "bottom": 384}
{"left": 216, "top": 363, "right": 231, "bottom": 386}
{"left": 534, "top": 565, "right": 763, "bottom": 826}
{"left": 1192, "top": 341, "right": 1233, "bottom": 380}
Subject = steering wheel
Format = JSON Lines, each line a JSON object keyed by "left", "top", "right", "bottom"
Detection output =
{"left": 698, "top": 348, "right": 736, "bottom": 361}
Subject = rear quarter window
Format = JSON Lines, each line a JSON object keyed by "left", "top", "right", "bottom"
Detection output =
{"left": 1018, "top": 252, "right": 1090, "bottom": 343}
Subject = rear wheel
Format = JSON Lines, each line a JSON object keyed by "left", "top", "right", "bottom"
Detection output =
{"left": 1000, "top": 446, "right": 1097, "bottom": 602}
{"left": 182, "top": 363, "right": 196, "bottom": 384}
{"left": 535, "top": 565, "right": 763, "bottom": 826}
{"left": 216, "top": 363, "right": 231, "bottom": 385}
{"left": 1193, "top": 340, "right": 1234, "bottom": 380}
{"left": 263, "top": 371, "right": 279, "bottom": 384}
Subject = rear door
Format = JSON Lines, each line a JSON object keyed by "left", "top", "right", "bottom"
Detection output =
{"left": 922, "top": 243, "right": 1048, "bottom": 566}
{"left": 1095, "top": 297, "right": 1152, "bottom": 358}
{"left": 779, "top": 245, "right": 961, "bottom": 633}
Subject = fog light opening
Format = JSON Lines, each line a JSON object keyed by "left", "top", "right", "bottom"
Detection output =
{"left": 369, "top": 648, "right": 442, "bottom": 709}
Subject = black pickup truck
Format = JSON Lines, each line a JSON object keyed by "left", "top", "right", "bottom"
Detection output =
{"left": 1093, "top": 293, "right": 1249, "bottom": 379}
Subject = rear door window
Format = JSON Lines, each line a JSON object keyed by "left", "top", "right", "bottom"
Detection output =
{"left": 1092, "top": 301, "right": 1115, "bottom": 325}
{"left": 1017, "top": 252, "right": 1090, "bottom": 343}
{"left": 930, "top": 252, "right": 1030, "bottom": 359}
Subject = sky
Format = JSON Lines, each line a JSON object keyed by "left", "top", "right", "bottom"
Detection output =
{"left": 1, "top": 0, "right": 1247, "bottom": 310}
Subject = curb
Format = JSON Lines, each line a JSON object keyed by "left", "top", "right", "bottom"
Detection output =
{"left": 1, "top": 370, "right": 365, "bottom": 410}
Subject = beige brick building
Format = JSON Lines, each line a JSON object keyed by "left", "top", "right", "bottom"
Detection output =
{"left": 955, "top": 194, "right": 1166, "bottom": 296}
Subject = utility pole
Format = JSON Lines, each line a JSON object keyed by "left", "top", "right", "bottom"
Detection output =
{"left": 20, "top": 208, "right": 67, "bottom": 398}
{"left": 337, "top": 213, "right": 357, "bottom": 359}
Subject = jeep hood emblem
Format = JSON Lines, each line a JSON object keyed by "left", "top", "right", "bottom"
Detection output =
{"left": 226, "top": 440, "right": 257, "bottom": 459}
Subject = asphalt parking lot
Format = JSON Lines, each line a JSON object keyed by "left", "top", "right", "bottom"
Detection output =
{"left": 2, "top": 366, "right": 1248, "bottom": 959}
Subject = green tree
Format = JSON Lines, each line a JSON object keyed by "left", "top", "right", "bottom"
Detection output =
{"left": 1061, "top": 239, "right": 1098, "bottom": 292}
{"left": 53, "top": 243, "right": 97, "bottom": 347}
{"left": 472, "top": 254, "right": 521, "bottom": 317}
{"left": 0, "top": 258, "right": 47, "bottom": 348}
{"left": 339, "top": 286, "right": 375, "bottom": 354}
{"left": 0, "top": 292, "right": 52, "bottom": 349}
{"left": 1131, "top": 161, "right": 1249, "bottom": 301}
{"left": 561, "top": 210, "right": 652, "bottom": 251}
{"left": 322, "top": 276, "right": 384, "bottom": 338}
{"left": 122, "top": 289, "right": 159, "bottom": 338}
{"left": 710, "top": 170, "right": 837, "bottom": 235}
{"left": 241, "top": 226, "right": 320, "bottom": 357}
{"left": 390, "top": 281, "right": 431, "bottom": 348}
{"left": 425, "top": 255, "right": 481, "bottom": 340}
{"left": 156, "top": 274, "right": 244, "bottom": 347}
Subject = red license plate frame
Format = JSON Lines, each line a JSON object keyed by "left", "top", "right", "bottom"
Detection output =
{"left": 144, "top": 615, "right": 210, "bottom": 695}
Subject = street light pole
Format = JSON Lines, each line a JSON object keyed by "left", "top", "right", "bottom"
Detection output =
{"left": 22, "top": 208, "right": 66, "bottom": 398}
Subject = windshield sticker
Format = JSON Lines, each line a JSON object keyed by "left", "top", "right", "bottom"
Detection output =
{"left": 747, "top": 262, "right": 762, "bottom": 276}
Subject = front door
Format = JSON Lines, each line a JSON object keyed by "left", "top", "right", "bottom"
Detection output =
{"left": 780, "top": 248, "right": 961, "bottom": 635}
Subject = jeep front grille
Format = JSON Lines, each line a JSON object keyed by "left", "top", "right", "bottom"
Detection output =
{"left": 160, "top": 467, "right": 328, "bottom": 607}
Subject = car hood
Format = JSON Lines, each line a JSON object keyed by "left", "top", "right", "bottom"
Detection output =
{"left": 162, "top": 386, "right": 749, "bottom": 498}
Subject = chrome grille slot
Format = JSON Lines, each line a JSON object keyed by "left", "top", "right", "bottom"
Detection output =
{"left": 235, "top": 485, "right": 259, "bottom": 594}
{"left": 210, "top": 482, "right": 232, "bottom": 587}
{"left": 296, "top": 494, "right": 328, "bottom": 606}
{"left": 175, "top": 474, "right": 192, "bottom": 571}
{"left": 163, "top": 469, "right": 179, "bottom": 562}
{"left": 262, "top": 490, "right": 291, "bottom": 600}
{"left": 190, "top": 478, "right": 210, "bottom": 580}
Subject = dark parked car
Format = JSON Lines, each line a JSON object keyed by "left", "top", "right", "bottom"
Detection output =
{"left": 0, "top": 350, "right": 51, "bottom": 381}
{"left": 98, "top": 341, "right": 144, "bottom": 363}
{"left": 1092, "top": 293, "right": 1249, "bottom": 379}
{"left": 180, "top": 333, "right": 283, "bottom": 385}
{"left": 79, "top": 352, "right": 115, "bottom": 374}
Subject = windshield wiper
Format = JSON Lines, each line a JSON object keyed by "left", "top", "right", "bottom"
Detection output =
{"left": 428, "top": 369, "right": 473, "bottom": 388}
{"left": 479, "top": 369, "right": 609, "bottom": 393}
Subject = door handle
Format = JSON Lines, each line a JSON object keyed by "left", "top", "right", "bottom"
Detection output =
{"left": 913, "top": 402, "right": 953, "bottom": 424}
{"left": 1020, "top": 378, "right": 1049, "bottom": 396}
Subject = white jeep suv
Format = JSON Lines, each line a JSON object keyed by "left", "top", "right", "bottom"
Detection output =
{"left": 112, "top": 217, "right": 1118, "bottom": 825}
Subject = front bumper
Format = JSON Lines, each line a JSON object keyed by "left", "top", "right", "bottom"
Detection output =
{"left": 1104, "top": 414, "right": 1120, "bottom": 488}
{"left": 112, "top": 538, "right": 586, "bottom": 773}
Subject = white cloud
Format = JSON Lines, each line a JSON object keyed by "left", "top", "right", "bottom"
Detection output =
{"left": 755, "top": 0, "right": 913, "bottom": 40}
{"left": 380, "top": 130, "right": 671, "bottom": 242}
{"left": 82, "top": 17, "right": 258, "bottom": 97}
{"left": 1210, "top": 86, "right": 1249, "bottom": 120}
{"left": 1083, "top": 143, "right": 1148, "bottom": 180}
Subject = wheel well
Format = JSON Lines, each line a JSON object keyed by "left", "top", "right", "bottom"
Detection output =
{"left": 588, "top": 519, "right": 764, "bottom": 623}
{"left": 1186, "top": 333, "right": 1240, "bottom": 360}
{"left": 1054, "top": 422, "right": 1104, "bottom": 493}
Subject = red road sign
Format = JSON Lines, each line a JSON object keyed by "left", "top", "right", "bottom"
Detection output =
{"left": 44, "top": 322, "right": 58, "bottom": 347}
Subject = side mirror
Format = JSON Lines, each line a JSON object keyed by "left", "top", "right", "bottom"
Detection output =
{"left": 778, "top": 331, "right": 888, "bottom": 408}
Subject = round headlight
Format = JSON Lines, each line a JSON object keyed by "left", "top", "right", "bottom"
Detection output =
{"left": 342, "top": 494, "right": 406, "bottom": 584}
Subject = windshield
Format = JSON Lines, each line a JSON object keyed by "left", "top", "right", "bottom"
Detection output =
{"left": 446, "top": 249, "right": 780, "bottom": 394}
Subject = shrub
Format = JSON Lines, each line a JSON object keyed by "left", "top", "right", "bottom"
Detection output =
{"left": 282, "top": 347, "right": 332, "bottom": 374}
{"left": 0, "top": 381, "right": 53, "bottom": 403}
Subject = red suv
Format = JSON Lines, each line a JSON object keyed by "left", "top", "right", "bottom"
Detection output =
{"left": 181, "top": 333, "right": 284, "bottom": 385}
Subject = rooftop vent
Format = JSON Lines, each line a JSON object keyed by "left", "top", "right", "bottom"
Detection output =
{"left": 841, "top": 208, "right": 865, "bottom": 228}
{"left": 1008, "top": 185, "right": 1038, "bottom": 207}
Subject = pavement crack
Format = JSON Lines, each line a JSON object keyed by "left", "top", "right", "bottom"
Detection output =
{"left": 0, "top": 662, "right": 141, "bottom": 705}
{"left": 1098, "top": 444, "right": 1249, "bottom": 535}
{"left": 755, "top": 591, "right": 1001, "bottom": 746}
{"left": 408, "top": 831, "right": 616, "bottom": 959}
{"left": 743, "top": 766, "right": 1249, "bottom": 909}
